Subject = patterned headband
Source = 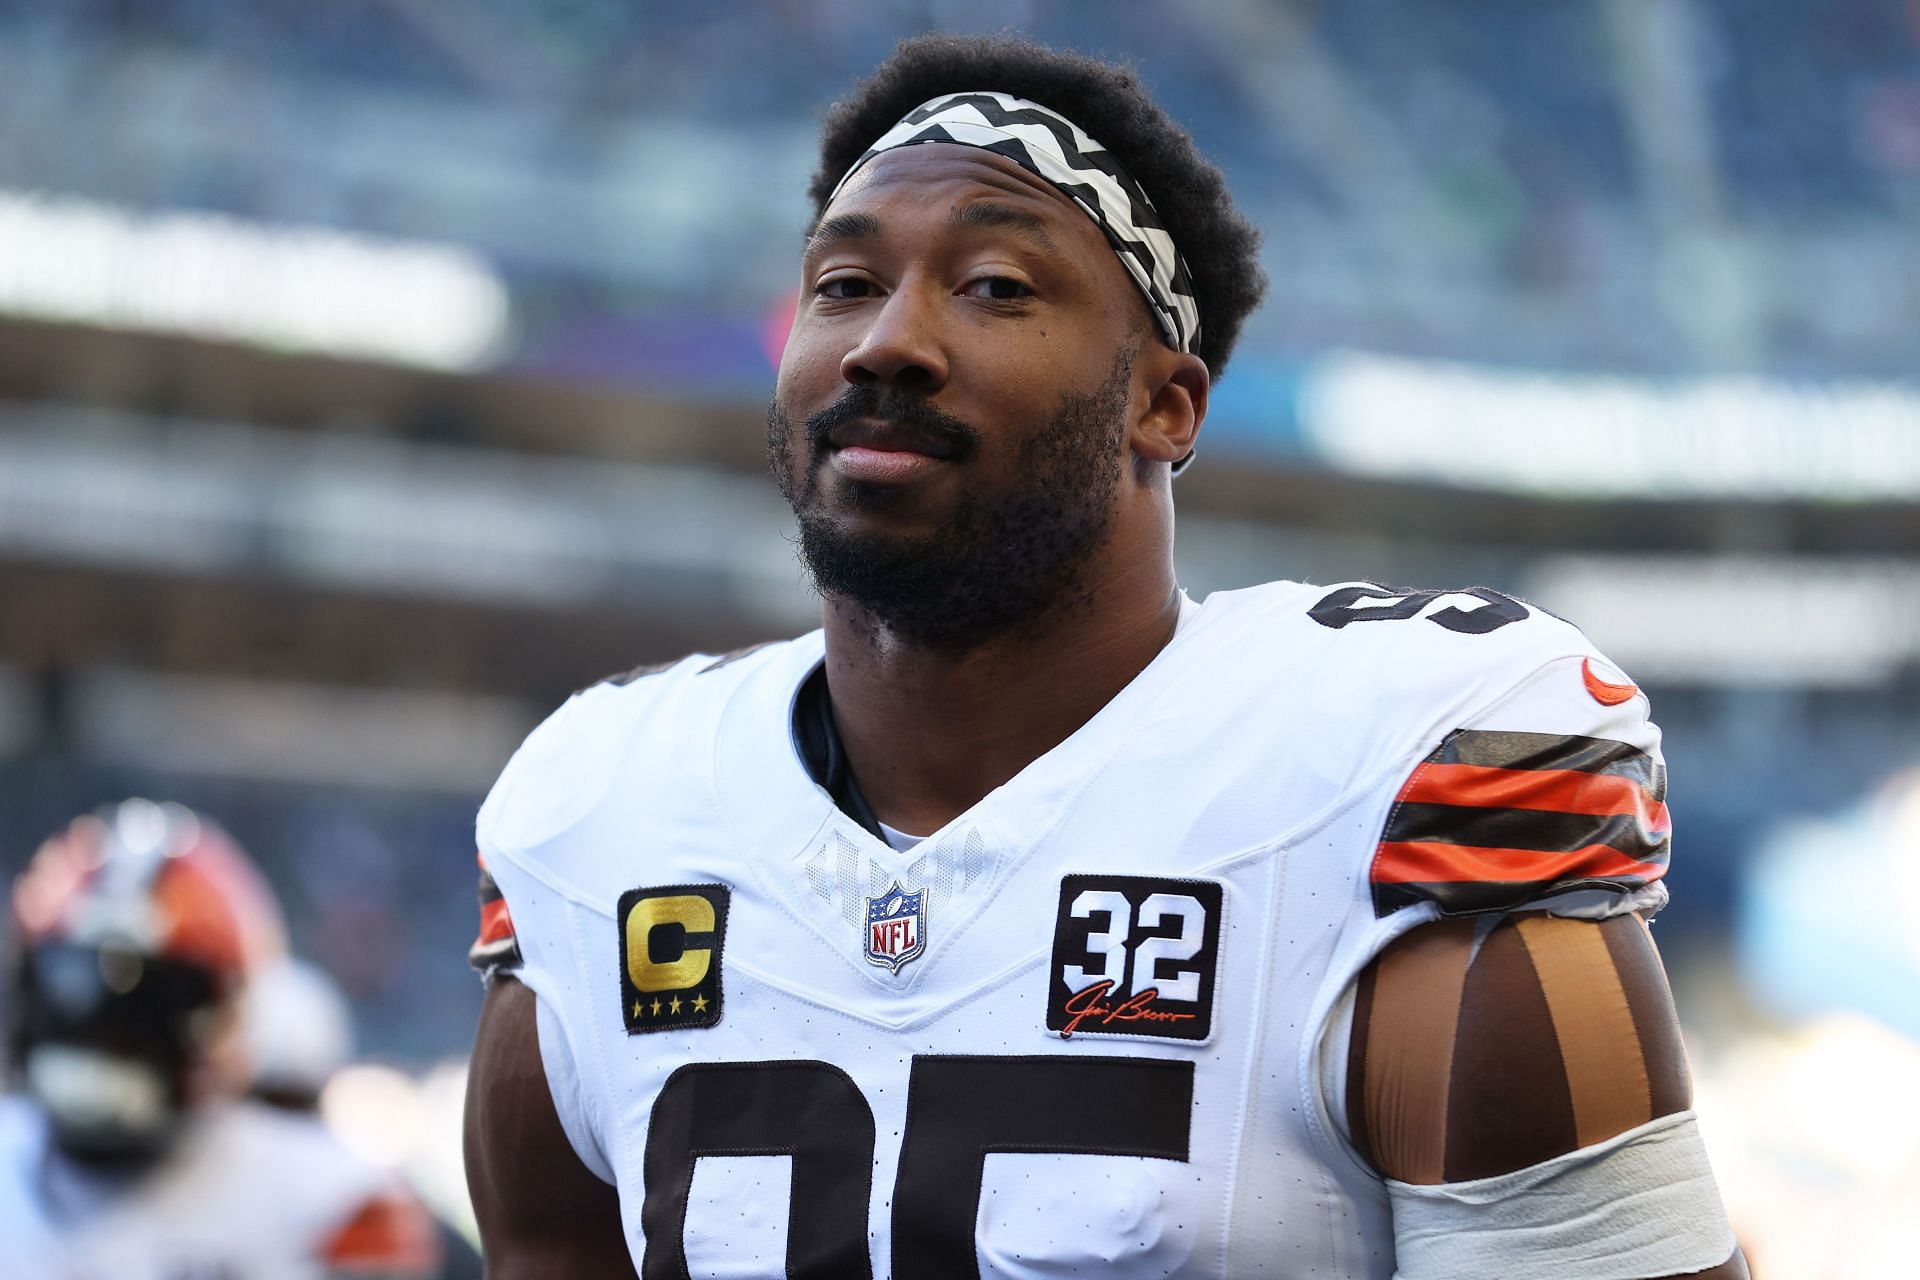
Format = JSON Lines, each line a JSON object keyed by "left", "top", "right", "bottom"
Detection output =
{"left": 828, "top": 91, "right": 1202, "bottom": 358}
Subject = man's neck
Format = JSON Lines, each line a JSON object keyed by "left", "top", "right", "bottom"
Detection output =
{"left": 821, "top": 556, "right": 1184, "bottom": 837}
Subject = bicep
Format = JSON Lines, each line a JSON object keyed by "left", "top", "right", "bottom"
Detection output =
{"left": 1347, "top": 911, "right": 1746, "bottom": 1278}
{"left": 465, "top": 975, "right": 636, "bottom": 1279}
{"left": 1348, "top": 910, "right": 1689, "bottom": 1184}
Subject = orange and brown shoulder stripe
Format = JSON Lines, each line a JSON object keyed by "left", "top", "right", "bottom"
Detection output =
{"left": 469, "top": 852, "right": 522, "bottom": 971}
{"left": 1372, "top": 729, "right": 1670, "bottom": 919}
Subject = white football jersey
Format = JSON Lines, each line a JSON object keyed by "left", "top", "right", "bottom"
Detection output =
{"left": 0, "top": 1095, "right": 420, "bottom": 1279}
{"left": 475, "top": 581, "right": 1670, "bottom": 1278}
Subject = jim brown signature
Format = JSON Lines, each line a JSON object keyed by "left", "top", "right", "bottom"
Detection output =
{"left": 1059, "top": 979, "right": 1196, "bottom": 1038}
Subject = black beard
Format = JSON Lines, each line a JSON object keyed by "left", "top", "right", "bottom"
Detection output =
{"left": 767, "top": 352, "right": 1133, "bottom": 651}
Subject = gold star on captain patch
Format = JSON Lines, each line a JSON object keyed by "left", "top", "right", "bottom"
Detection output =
{"left": 650, "top": 998, "right": 663, "bottom": 1017}
{"left": 633, "top": 1001, "right": 644, "bottom": 1020}
{"left": 691, "top": 993, "right": 709, "bottom": 1013}
{"left": 668, "top": 996, "right": 683, "bottom": 1015}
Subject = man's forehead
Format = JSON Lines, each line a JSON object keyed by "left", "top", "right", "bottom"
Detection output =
{"left": 823, "top": 143, "right": 1086, "bottom": 227}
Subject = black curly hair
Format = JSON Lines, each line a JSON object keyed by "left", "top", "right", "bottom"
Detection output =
{"left": 809, "top": 33, "right": 1267, "bottom": 378}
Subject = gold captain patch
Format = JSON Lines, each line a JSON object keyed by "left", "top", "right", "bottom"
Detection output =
{"left": 618, "top": 884, "right": 729, "bottom": 1034}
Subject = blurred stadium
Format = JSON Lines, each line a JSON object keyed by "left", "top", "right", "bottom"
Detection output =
{"left": 0, "top": 1, "right": 1915, "bottom": 1273}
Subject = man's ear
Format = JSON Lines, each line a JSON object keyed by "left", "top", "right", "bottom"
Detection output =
{"left": 1130, "top": 348, "right": 1210, "bottom": 466}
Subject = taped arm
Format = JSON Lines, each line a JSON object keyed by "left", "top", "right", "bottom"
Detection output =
{"left": 464, "top": 976, "right": 638, "bottom": 1279}
{"left": 1347, "top": 912, "right": 1747, "bottom": 1279}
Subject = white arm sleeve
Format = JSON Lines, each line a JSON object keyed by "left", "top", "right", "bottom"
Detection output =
{"left": 1387, "top": 1111, "right": 1735, "bottom": 1280}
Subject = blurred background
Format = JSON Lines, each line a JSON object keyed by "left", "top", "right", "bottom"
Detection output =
{"left": 0, "top": 0, "right": 1913, "bottom": 1273}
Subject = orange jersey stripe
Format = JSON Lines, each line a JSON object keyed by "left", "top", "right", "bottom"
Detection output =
{"left": 475, "top": 896, "right": 515, "bottom": 947}
{"left": 1399, "top": 763, "right": 1669, "bottom": 829}
{"left": 1373, "top": 840, "right": 1667, "bottom": 887}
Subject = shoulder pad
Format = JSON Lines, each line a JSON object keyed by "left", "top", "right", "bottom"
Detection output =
{"left": 1370, "top": 647, "right": 1667, "bottom": 919}
{"left": 478, "top": 641, "right": 795, "bottom": 860}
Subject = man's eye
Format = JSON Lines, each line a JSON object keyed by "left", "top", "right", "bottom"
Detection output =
{"left": 963, "top": 276, "right": 1032, "bottom": 301}
{"left": 816, "top": 278, "right": 877, "bottom": 300}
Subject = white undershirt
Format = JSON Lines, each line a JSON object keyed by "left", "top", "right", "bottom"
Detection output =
{"left": 871, "top": 592, "right": 1199, "bottom": 855}
{"left": 877, "top": 821, "right": 925, "bottom": 852}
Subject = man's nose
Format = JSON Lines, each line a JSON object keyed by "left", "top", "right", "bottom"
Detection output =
{"left": 840, "top": 285, "right": 950, "bottom": 392}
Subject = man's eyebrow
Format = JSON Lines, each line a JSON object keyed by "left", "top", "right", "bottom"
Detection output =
{"left": 804, "top": 211, "right": 882, "bottom": 258}
{"left": 950, "top": 201, "right": 1063, "bottom": 255}
{"left": 801, "top": 202, "right": 1066, "bottom": 260}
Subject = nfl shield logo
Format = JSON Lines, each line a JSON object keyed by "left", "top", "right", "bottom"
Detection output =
{"left": 864, "top": 881, "right": 926, "bottom": 974}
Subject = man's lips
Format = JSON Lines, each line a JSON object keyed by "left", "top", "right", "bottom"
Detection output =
{"left": 824, "top": 417, "right": 965, "bottom": 461}
{"left": 821, "top": 417, "right": 966, "bottom": 485}
{"left": 830, "top": 444, "right": 950, "bottom": 485}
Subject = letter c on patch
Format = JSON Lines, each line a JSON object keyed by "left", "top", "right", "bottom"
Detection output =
{"left": 625, "top": 894, "right": 715, "bottom": 992}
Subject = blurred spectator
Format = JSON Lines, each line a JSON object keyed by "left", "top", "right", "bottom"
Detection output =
{"left": 245, "top": 954, "right": 355, "bottom": 1113}
{"left": 0, "top": 800, "right": 440, "bottom": 1278}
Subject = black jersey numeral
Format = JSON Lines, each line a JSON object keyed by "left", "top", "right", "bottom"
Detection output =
{"left": 892, "top": 1055, "right": 1193, "bottom": 1277}
{"left": 1309, "top": 584, "right": 1529, "bottom": 634}
{"left": 641, "top": 1054, "right": 1195, "bottom": 1278}
{"left": 641, "top": 1060, "right": 874, "bottom": 1279}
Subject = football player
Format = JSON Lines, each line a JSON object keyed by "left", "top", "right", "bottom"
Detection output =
{"left": 0, "top": 799, "right": 440, "bottom": 1278}
{"left": 465, "top": 33, "right": 1747, "bottom": 1279}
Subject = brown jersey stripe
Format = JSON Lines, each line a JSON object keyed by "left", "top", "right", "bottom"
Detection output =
{"left": 1435, "top": 730, "right": 1664, "bottom": 795}
{"left": 1515, "top": 914, "right": 1652, "bottom": 1149}
{"left": 1399, "top": 763, "right": 1668, "bottom": 822}
{"left": 1374, "top": 731, "right": 1670, "bottom": 917}
{"left": 1356, "top": 917, "right": 1476, "bottom": 1185}
{"left": 1374, "top": 873, "right": 1664, "bottom": 917}
{"left": 1601, "top": 914, "right": 1693, "bottom": 1119}
{"left": 468, "top": 937, "right": 522, "bottom": 970}
{"left": 1383, "top": 804, "right": 1670, "bottom": 859}
{"left": 1442, "top": 917, "right": 1579, "bottom": 1181}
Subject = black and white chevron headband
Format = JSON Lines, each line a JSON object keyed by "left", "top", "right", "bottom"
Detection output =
{"left": 829, "top": 91, "right": 1202, "bottom": 358}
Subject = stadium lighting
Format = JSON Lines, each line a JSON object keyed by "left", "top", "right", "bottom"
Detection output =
{"left": 1528, "top": 555, "right": 1920, "bottom": 686}
{"left": 1301, "top": 351, "right": 1920, "bottom": 500}
{"left": 0, "top": 189, "right": 508, "bottom": 370}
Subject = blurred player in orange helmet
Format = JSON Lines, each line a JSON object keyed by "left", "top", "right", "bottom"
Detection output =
{"left": 0, "top": 799, "right": 441, "bottom": 1279}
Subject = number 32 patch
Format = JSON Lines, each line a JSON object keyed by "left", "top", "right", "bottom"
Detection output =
{"left": 1045, "top": 875, "right": 1223, "bottom": 1044}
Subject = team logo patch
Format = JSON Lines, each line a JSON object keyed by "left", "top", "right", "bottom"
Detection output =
{"left": 1582, "top": 656, "right": 1639, "bottom": 707}
{"left": 864, "top": 880, "right": 927, "bottom": 974}
{"left": 1046, "top": 875, "right": 1223, "bottom": 1044}
{"left": 618, "top": 884, "right": 728, "bottom": 1034}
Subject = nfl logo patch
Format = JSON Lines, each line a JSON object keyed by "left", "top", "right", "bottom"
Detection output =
{"left": 864, "top": 880, "right": 926, "bottom": 974}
